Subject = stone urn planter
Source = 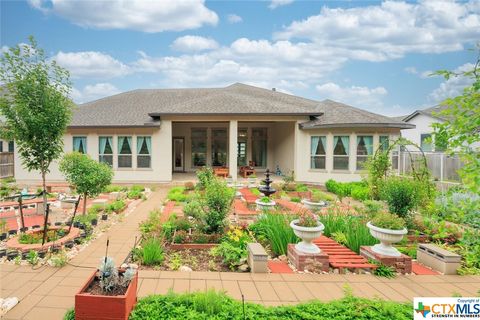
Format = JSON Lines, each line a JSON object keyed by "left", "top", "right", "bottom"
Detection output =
{"left": 367, "top": 222, "right": 408, "bottom": 257}
{"left": 75, "top": 269, "right": 138, "bottom": 320}
{"left": 301, "top": 199, "right": 326, "bottom": 211}
{"left": 255, "top": 198, "right": 276, "bottom": 211}
{"left": 290, "top": 219, "right": 324, "bottom": 254}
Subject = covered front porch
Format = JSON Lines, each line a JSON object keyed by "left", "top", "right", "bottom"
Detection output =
{"left": 171, "top": 120, "right": 296, "bottom": 180}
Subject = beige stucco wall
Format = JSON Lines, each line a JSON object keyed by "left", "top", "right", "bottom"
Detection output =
{"left": 14, "top": 121, "right": 172, "bottom": 184}
{"left": 272, "top": 122, "right": 295, "bottom": 174}
{"left": 294, "top": 124, "right": 400, "bottom": 184}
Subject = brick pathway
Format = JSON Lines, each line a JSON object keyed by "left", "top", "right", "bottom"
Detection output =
{"left": 1, "top": 187, "right": 480, "bottom": 319}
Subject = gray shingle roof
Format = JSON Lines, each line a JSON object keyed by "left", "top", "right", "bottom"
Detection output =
{"left": 70, "top": 83, "right": 412, "bottom": 129}
{"left": 299, "top": 100, "right": 414, "bottom": 129}
{"left": 402, "top": 104, "right": 449, "bottom": 122}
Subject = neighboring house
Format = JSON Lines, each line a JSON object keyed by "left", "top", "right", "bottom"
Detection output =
{"left": 397, "top": 105, "right": 448, "bottom": 152}
{"left": 13, "top": 83, "right": 412, "bottom": 184}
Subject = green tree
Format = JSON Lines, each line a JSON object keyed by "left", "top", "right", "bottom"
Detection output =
{"left": 432, "top": 47, "right": 480, "bottom": 194}
{"left": 59, "top": 152, "right": 113, "bottom": 215}
{"left": 0, "top": 36, "right": 73, "bottom": 242}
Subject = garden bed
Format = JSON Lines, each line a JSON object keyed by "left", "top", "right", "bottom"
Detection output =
{"left": 5, "top": 226, "right": 80, "bottom": 252}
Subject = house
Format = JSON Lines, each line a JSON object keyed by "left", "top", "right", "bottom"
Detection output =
{"left": 397, "top": 105, "right": 448, "bottom": 152}
{"left": 13, "top": 83, "right": 413, "bottom": 184}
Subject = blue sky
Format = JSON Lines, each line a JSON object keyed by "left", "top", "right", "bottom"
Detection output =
{"left": 1, "top": 0, "right": 479, "bottom": 116}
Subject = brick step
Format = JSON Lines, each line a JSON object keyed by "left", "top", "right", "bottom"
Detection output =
{"left": 329, "top": 258, "right": 369, "bottom": 263}
{"left": 327, "top": 254, "right": 362, "bottom": 258}
{"left": 321, "top": 249, "right": 355, "bottom": 253}
{"left": 330, "top": 262, "right": 377, "bottom": 269}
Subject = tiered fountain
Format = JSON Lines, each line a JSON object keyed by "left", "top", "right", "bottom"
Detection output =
{"left": 255, "top": 169, "right": 277, "bottom": 210}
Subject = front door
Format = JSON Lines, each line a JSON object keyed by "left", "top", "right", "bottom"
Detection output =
{"left": 173, "top": 137, "right": 184, "bottom": 172}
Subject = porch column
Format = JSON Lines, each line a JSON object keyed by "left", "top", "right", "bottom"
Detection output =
{"left": 229, "top": 120, "right": 238, "bottom": 180}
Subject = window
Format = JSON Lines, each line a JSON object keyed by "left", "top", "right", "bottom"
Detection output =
{"left": 356, "top": 135, "right": 373, "bottom": 170}
{"left": 137, "top": 136, "right": 151, "bottom": 168}
{"left": 0, "top": 141, "right": 3, "bottom": 153}
{"left": 310, "top": 136, "right": 326, "bottom": 169}
{"left": 191, "top": 129, "right": 207, "bottom": 167}
{"left": 333, "top": 136, "right": 350, "bottom": 170}
{"left": 118, "top": 136, "right": 132, "bottom": 168}
{"left": 99, "top": 136, "right": 113, "bottom": 166}
{"left": 73, "top": 136, "right": 87, "bottom": 153}
{"left": 237, "top": 129, "right": 247, "bottom": 166}
{"left": 252, "top": 128, "right": 267, "bottom": 167}
{"left": 211, "top": 129, "right": 227, "bottom": 167}
{"left": 379, "top": 136, "right": 389, "bottom": 152}
{"left": 421, "top": 134, "right": 432, "bottom": 152}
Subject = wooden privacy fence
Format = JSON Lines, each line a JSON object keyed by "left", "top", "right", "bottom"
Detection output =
{"left": 393, "top": 151, "right": 462, "bottom": 183}
{"left": 0, "top": 152, "right": 14, "bottom": 178}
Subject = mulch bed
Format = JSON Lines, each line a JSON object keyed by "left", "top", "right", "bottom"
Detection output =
{"left": 139, "top": 246, "right": 231, "bottom": 272}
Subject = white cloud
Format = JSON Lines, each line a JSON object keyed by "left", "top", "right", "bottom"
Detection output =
{"left": 71, "top": 83, "right": 121, "bottom": 103}
{"left": 315, "top": 82, "right": 388, "bottom": 110}
{"left": 275, "top": 1, "right": 480, "bottom": 61}
{"left": 428, "top": 63, "right": 475, "bottom": 103}
{"left": 54, "top": 51, "right": 130, "bottom": 79}
{"left": 171, "top": 35, "right": 219, "bottom": 52}
{"left": 404, "top": 67, "right": 417, "bottom": 74}
{"left": 269, "top": 0, "right": 294, "bottom": 10}
{"left": 227, "top": 14, "right": 242, "bottom": 24}
{"left": 29, "top": 0, "right": 218, "bottom": 33}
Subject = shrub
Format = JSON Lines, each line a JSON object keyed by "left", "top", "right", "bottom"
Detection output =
{"left": 167, "top": 187, "right": 187, "bottom": 202}
{"left": 196, "top": 167, "right": 215, "bottom": 189}
{"left": 351, "top": 185, "right": 369, "bottom": 201}
{"left": 295, "top": 184, "right": 309, "bottom": 192}
{"left": 284, "top": 182, "right": 296, "bottom": 191}
{"left": 105, "top": 199, "right": 126, "bottom": 213}
{"left": 103, "top": 185, "right": 128, "bottom": 193}
{"left": 174, "top": 218, "right": 192, "bottom": 231}
{"left": 129, "top": 290, "right": 411, "bottom": 320}
{"left": 249, "top": 213, "right": 298, "bottom": 256}
{"left": 250, "top": 188, "right": 261, "bottom": 197}
{"left": 63, "top": 308, "right": 74, "bottom": 320}
{"left": 204, "top": 179, "right": 234, "bottom": 233}
{"left": 184, "top": 181, "right": 195, "bottom": 191}
{"left": 211, "top": 226, "right": 253, "bottom": 270}
{"left": 311, "top": 189, "right": 335, "bottom": 202}
{"left": 290, "top": 197, "right": 301, "bottom": 203}
{"left": 141, "top": 237, "right": 164, "bottom": 265}
{"left": 380, "top": 177, "right": 418, "bottom": 219}
{"left": 139, "top": 210, "right": 162, "bottom": 238}
{"left": 173, "top": 230, "right": 188, "bottom": 244}
{"left": 183, "top": 199, "right": 204, "bottom": 220}
{"left": 370, "top": 212, "right": 406, "bottom": 230}
{"left": 362, "top": 200, "right": 385, "bottom": 217}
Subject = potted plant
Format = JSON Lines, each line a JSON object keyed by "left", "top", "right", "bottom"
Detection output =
{"left": 255, "top": 196, "right": 275, "bottom": 211}
{"left": 75, "top": 257, "right": 138, "bottom": 320}
{"left": 301, "top": 192, "right": 327, "bottom": 211}
{"left": 290, "top": 211, "right": 324, "bottom": 254}
{"left": 367, "top": 212, "right": 407, "bottom": 257}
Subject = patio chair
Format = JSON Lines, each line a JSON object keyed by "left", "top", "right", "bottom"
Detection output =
{"left": 240, "top": 161, "right": 256, "bottom": 178}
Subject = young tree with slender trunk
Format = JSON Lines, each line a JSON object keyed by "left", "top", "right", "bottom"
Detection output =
{"left": 59, "top": 152, "right": 114, "bottom": 216}
{"left": 0, "top": 36, "right": 73, "bottom": 244}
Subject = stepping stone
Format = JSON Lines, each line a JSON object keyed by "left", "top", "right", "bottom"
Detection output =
{"left": 412, "top": 261, "right": 441, "bottom": 275}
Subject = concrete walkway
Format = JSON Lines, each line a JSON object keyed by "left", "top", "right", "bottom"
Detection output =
{"left": 1, "top": 187, "right": 479, "bottom": 319}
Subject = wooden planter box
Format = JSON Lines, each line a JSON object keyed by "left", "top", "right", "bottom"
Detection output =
{"left": 75, "top": 270, "right": 138, "bottom": 320}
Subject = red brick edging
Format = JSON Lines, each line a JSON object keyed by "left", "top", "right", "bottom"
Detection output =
{"left": 6, "top": 226, "right": 81, "bottom": 252}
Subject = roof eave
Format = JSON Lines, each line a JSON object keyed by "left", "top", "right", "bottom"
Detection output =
{"left": 300, "top": 123, "right": 416, "bottom": 130}
{"left": 148, "top": 112, "right": 323, "bottom": 117}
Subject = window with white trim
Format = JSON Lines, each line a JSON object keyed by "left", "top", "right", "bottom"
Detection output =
{"left": 379, "top": 135, "right": 389, "bottom": 152}
{"left": 73, "top": 136, "right": 87, "bottom": 154}
{"left": 99, "top": 136, "right": 113, "bottom": 166}
{"left": 421, "top": 134, "right": 432, "bottom": 152}
{"left": 310, "top": 136, "right": 326, "bottom": 169}
{"left": 211, "top": 129, "right": 227, "bottom": 167}
{"left": 137, "top": 136, "right": 152, "bottom": 168}
{"left": 118, "top": 136, "right": 132, "bottom": 168}
{"left": 333, "top": 136, "right": 349, "bottom": 170}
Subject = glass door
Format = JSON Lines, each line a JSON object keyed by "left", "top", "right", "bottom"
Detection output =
{"left": 173, "top": 137, "right": 184, "bottom": 172}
